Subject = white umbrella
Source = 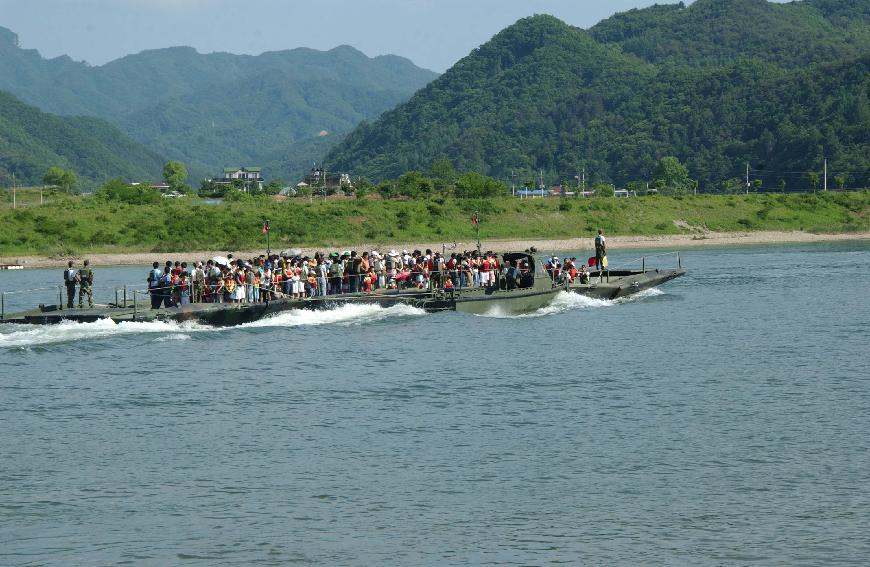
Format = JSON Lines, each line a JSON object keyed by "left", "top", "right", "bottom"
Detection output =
{"left": 212, "top": 256, "right": 230, "bottom": 266}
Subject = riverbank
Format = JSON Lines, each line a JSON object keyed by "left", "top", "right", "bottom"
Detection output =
{"left": 2, "top": 230, "right": 867, "bottom": 269}
{"left": 1, "top": 192, "right": 867, "bottom": 265}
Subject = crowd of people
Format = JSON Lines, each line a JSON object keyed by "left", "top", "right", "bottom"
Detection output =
{"left": 144, "top": 247, "right": 597, "bottom": 309}
{"left": 60, "top": 231, "right": 607, "bottom": 310}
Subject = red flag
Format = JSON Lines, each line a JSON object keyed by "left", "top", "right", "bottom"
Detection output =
{"left": 262, "top": 222, "right": 268, "bottom": 235}
{"left": 588, "top": 256, "right": 596, "bottom": 267}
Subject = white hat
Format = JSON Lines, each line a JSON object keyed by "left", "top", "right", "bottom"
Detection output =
{"left": 402, "top": 249, "right": 409, "bottom": 254}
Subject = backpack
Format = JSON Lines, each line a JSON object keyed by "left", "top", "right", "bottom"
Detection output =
{"left": 329, "top": 262, "right": 343, "bottom": 278}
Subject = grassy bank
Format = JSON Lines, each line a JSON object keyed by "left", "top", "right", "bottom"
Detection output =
{"left": 0, "top": 191, "right": 867, "bottom": 256}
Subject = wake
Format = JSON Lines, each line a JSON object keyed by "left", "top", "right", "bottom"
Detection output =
{"left": 0, "top": 303, "right": 426, "bottom": 348}
{"left": 477, "top": 288, "right": 664, "bottom": 319}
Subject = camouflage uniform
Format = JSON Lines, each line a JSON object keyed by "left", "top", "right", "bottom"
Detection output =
{"left": 193, "top": 268, "right": 205, "bottom": 303}
{"left": 78, "top": 267, "right": 94, "bottom": 308}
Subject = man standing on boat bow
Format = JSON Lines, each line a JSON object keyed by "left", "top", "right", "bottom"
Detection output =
{"left": 595, "top": 229, "right": 607, "bottom": 281}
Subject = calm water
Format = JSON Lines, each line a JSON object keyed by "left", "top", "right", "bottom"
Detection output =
{"left": 1, "top": 242, "right": 868, "bottom": 566}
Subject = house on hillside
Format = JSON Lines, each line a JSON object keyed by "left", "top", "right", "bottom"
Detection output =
{"left": 300, "top": 166, "right": 353, "bottom": 195}
{"left": 216, "top": 167, "right": 264, "bottom": 192}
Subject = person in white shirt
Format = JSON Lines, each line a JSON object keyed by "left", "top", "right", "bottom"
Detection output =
{"left": 64, "top": 260, "right": 79, "bottom": 308}
{"left": 595, "top": 229, "right": 607, "bottom": 280}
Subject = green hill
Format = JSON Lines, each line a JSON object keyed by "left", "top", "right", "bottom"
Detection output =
{"left": 0, "top": 90, "right": 164, "bottom": 188}
{"left": 590, "top": 0, "right": 870, "bottom": 68}
{"left": 325, "top": 0, "right": 870, "bottom": 189}
{"left": 0, "top": 31, "right": 437, "bottom": 181}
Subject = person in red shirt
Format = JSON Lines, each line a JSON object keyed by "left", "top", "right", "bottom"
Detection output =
{"left": 481, "top": 256, "right": 491, "bottom": 286}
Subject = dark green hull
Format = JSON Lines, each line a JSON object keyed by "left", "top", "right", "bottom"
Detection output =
{"left": 566, "top": 268, "right": 686, "bottom": 300}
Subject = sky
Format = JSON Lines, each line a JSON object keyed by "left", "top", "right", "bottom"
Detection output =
{"left": 0, "top": 0, "right": 680, "bottom": 72}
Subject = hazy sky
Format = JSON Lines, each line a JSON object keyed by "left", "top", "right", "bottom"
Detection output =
{"left": 0, "top": 0, "right": 683, "bottom": 72}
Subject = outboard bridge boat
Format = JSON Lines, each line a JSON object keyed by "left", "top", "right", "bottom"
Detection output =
{"left": 0, "top": 252, "right": 685, "bottom": 326}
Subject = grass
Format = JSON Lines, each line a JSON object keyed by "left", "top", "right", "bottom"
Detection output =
{"left": 0, "top": 190, "right": 867, "bottom": 256}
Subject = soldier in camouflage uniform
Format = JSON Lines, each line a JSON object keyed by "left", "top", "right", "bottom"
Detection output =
{"left": 78, "top": 259, "right": 94, "bottom": 308}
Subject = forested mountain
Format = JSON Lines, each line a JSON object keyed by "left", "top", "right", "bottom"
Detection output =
{"left": 0, "top": 29, "right": 437, "bottom": 181}
{"left": 325, "top": 0, "right": 870, "bottom": 190}
{"left": 590, "top": 0, "right": 870, "bottom": 68}
{"left": 0, "top": 90, "right": 164, "bottom": 187}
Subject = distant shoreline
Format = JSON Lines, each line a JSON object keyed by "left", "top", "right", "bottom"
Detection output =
{"left": 1, "top": 230, "right": 868, "bottom": 269}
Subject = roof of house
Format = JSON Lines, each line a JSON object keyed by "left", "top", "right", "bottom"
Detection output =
{"left": 223, "top": 166, "right": 262, "bottom": 173}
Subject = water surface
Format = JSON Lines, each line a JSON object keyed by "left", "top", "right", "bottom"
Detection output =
{"left": 1, "top": 242, "right": 868, "bottom": 566}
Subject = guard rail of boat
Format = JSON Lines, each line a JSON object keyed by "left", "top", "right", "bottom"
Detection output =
{"left": 608, "top": 250, "right": 682, "bottom": 272}
{"left": 0, "top": 284, "right": 146, "bottom": 320}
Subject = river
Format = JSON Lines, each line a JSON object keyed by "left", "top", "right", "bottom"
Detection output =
{"left": 1, "top": 242, "right": 868, "bottom": 566}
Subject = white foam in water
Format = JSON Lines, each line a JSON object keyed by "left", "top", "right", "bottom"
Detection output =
{"left": 0, "top": 303, "right": 426, "bottom": 348}
{"left": 0, "top": 292, "right": 658, "bottom": 347}
{"left": 239, "top": 302, "right": 426, "bottom": 329}
{"left": 153, "top": 333, "right": 192, "bottom": 342}
{"left": 615, "top": 287, "right": 664, "bottom": 304}
{"left": 0, "top": 318, "right": 196, "bottom": 349}
{"left": 477, "top": 288, "right": 665, "bottom": 319}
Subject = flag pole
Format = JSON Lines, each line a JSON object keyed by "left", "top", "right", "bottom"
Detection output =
{"left": 475, "top": 210, "right": 481, "bottom": 257}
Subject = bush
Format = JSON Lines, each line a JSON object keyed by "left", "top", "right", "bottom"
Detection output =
{"left": 95, "top": 179, "right": 160, "bottom": 204}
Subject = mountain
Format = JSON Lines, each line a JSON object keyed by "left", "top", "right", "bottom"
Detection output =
{"left": 324, "top": 0, "right": 870, "bottom": 189}
{"left": 0, "top": 30, "right": 438, "bottom": 181}
{"left": 0, "top": 90, "right": 164, "bottom": 188}
{"left": 590, "top": 0, "right": 870, "bottom": 68}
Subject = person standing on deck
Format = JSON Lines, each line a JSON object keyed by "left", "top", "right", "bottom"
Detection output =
{"left": 595, "top": 229, "right": 607, "bottom": 281}
{"left": 64, "top": 260, "right": 78, "bottom": 308}
{"left": 147, "top": 262, "right": 162, "bottom": 309}
{"left": 192, "top": 262, "right": 205, "bottom": 303}
{"left": 78, "top": 259, "right": 94, "bottom": 308}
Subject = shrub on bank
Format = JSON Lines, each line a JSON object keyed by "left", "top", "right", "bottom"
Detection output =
{"left": 0, "top": 192, "right": 866, "bottom": 256}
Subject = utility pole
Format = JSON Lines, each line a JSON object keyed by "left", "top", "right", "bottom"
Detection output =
{"left": 11, "top": 172, "right": 15, "bottom": 210}
{"left": 746, "top": 163, "right": 750, "bottom": 194}
{"left": 824, "top": 158, "right": 827, "bottom": 191}
{"left": 510, "top": 170, "right": 516, "bottom": 197}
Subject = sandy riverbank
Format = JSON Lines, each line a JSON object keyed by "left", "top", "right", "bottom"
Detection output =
{"left": 1, "top": 230, "right": 868, "bottom": 269}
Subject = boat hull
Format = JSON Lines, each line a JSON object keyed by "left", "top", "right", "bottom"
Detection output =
{"left": 567, "top": 268, "right": 685, "bottom": 300}
{"left": 448, "top": 286, "right": 561, "bottom": 315}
